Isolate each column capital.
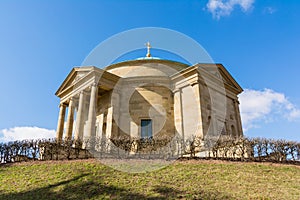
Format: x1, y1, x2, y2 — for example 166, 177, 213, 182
91, 82, 98, 87
59, 103, 67, 108
68, 97, 75, 107
71, 95, 79, 101
88, 82, 98, 90
75, 90, 87, 97
233, 99, 240, 104
190, 81, 199, 87
191, 79, 205, 86
173, 88, 182, 93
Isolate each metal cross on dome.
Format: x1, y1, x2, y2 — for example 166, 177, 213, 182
145, 41, 152, 57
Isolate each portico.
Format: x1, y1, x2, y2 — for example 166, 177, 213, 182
55, 67, 119, 142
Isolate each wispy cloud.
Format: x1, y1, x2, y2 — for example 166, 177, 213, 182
0, 126, 56, 142
239, 89, 300, 131
263, 6, 277, 15
206, 0, 255, 19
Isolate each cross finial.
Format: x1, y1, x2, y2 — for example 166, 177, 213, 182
145, 42, 151, 57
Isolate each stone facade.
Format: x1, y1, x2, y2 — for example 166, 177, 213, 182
55, 59, 243, 147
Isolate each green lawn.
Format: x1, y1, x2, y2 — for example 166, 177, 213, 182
0, 159, 299, 199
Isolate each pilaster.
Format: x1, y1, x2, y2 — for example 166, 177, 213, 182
173, 89, 184, 139
191, 81, 204, 139
233, 99, 243, 137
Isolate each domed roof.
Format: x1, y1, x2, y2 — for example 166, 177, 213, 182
105, 59, 189, 78
104, 42, 189, 78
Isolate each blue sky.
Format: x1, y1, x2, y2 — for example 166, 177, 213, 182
0, 0, 299, 142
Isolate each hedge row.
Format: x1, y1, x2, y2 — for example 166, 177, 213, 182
0, 136, 299, 163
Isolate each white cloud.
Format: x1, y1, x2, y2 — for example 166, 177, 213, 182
206, 0, 255, 19
239, 89, 300, 131
0, 126, 56, 143
263, 6, 277, 14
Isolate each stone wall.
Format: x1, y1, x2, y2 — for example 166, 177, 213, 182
129, 85, 174, 138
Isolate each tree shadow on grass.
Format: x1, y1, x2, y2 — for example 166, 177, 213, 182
0, 174, 233, 200
0, 173, 149, 200
152, 185, 233, 200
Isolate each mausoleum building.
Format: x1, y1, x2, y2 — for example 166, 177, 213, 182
55, 50, 243, 145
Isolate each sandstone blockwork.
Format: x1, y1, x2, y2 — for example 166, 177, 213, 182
55, 59, 244, 152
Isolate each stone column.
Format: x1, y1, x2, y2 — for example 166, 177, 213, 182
86, 83, 98, 139
56, 103, 66, 142
174, 89, 184, 139
74, 91, 85, 140
65, 98, 75, 140
191, 82, 204, 139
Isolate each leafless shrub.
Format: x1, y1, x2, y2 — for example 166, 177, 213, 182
0, 135, 299, 164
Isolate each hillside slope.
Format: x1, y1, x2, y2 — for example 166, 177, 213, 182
0, 159, 299, 199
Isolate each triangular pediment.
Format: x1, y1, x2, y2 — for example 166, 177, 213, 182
55, 66, 121, 99
192, 63, 243, 94
55, 66, 97, 96
216, 64, 243, 94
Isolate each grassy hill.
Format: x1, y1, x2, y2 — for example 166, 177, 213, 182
0, 159, 299, 200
